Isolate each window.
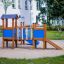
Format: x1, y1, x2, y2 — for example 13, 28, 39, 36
25, 0, 28, 10
12, 0, 15, 9
18, 0, 21, 9
37, 1, 40, 10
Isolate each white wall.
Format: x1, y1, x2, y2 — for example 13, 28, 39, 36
0, 0, 40, 26
20, 0, 31, 26
0, 0, 21, 26
20, 0, 40, 25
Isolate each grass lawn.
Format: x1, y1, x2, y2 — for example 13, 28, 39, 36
0, 31, 64, 40
47, 31, 64, 40
0, 55, 64, 64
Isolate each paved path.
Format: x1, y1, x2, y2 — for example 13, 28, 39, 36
0, 37, 64, 59
0, 48, 64, 59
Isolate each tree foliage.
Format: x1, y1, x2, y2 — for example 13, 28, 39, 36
2, 0, 14, 14
36, 0, 64, 19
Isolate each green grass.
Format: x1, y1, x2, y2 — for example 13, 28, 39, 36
0, 31, 64, 40
0, 55, 64, 64
47, 31, 64, 40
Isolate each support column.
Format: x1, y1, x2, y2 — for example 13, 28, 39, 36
43, 23, 47, 49
2, 19, 4, 48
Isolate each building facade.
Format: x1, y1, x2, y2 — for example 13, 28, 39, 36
19, 0, 41, 25
0, 0, 64, 26
0, 0, 41, 26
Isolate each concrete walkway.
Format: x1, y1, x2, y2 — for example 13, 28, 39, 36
0, 37, 64, 59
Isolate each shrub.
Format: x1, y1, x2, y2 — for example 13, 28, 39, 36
47, 26, 57, 31
47, 25, 64, 31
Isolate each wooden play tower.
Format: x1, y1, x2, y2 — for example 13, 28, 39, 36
1, 14, 18, 48
1, 14, 62, 49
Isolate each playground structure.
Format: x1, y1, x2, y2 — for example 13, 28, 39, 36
1, 14, 62, 49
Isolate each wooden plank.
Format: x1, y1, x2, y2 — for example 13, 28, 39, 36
33, 28, 44, 30
2, 19, 5, 48
6, 41, 8, 48
15, 18, 17, 47
20, 22, 22, 45
23, 40, 25, 45
6, 19, 8, 28
15, 40, 17, 48
2, 19, 4, 29
31, 23, 35, 48
12, 38, 14, 48
43, 23, 47, 49
31, 40, 35, 49
2, 27, 13, 30
43, 39, 47, 49
34, 38, 44, 41
2, 37, 4, 48
12, 18, 14, 48
23, 38, 33, 40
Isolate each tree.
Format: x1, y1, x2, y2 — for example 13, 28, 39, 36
36, 0, 64, 23
36, 0, 47, 24
2, 0, 14, 14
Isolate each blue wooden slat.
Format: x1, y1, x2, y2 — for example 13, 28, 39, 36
23, 28, 26, 39
19, 29, 44, 45
23, 28, 32, 39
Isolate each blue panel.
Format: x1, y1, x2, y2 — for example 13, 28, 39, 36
33, 30, 44, 38
3, 30, 13, 38
1, 14, 18, 19
22, 29, 45, 39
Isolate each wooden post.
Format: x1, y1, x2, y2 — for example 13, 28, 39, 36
6, 19, 8, 48
12, 18, 14, 48
20, 22, 22, 45
23, 22, 25, 45
32, 23, 36, 48
15, 18, 17, 48
2, 19, 4, 48
6, 19, 8, 27
43, 23, 47, 49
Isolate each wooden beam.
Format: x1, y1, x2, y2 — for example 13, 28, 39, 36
12, 18, 14, 48
2, 19, 4, 48
43, 23, 47, 49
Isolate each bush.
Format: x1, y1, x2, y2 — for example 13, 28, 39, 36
47, 26, 57, 31
47, 25, 64, 31
61, 26, 64, 31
